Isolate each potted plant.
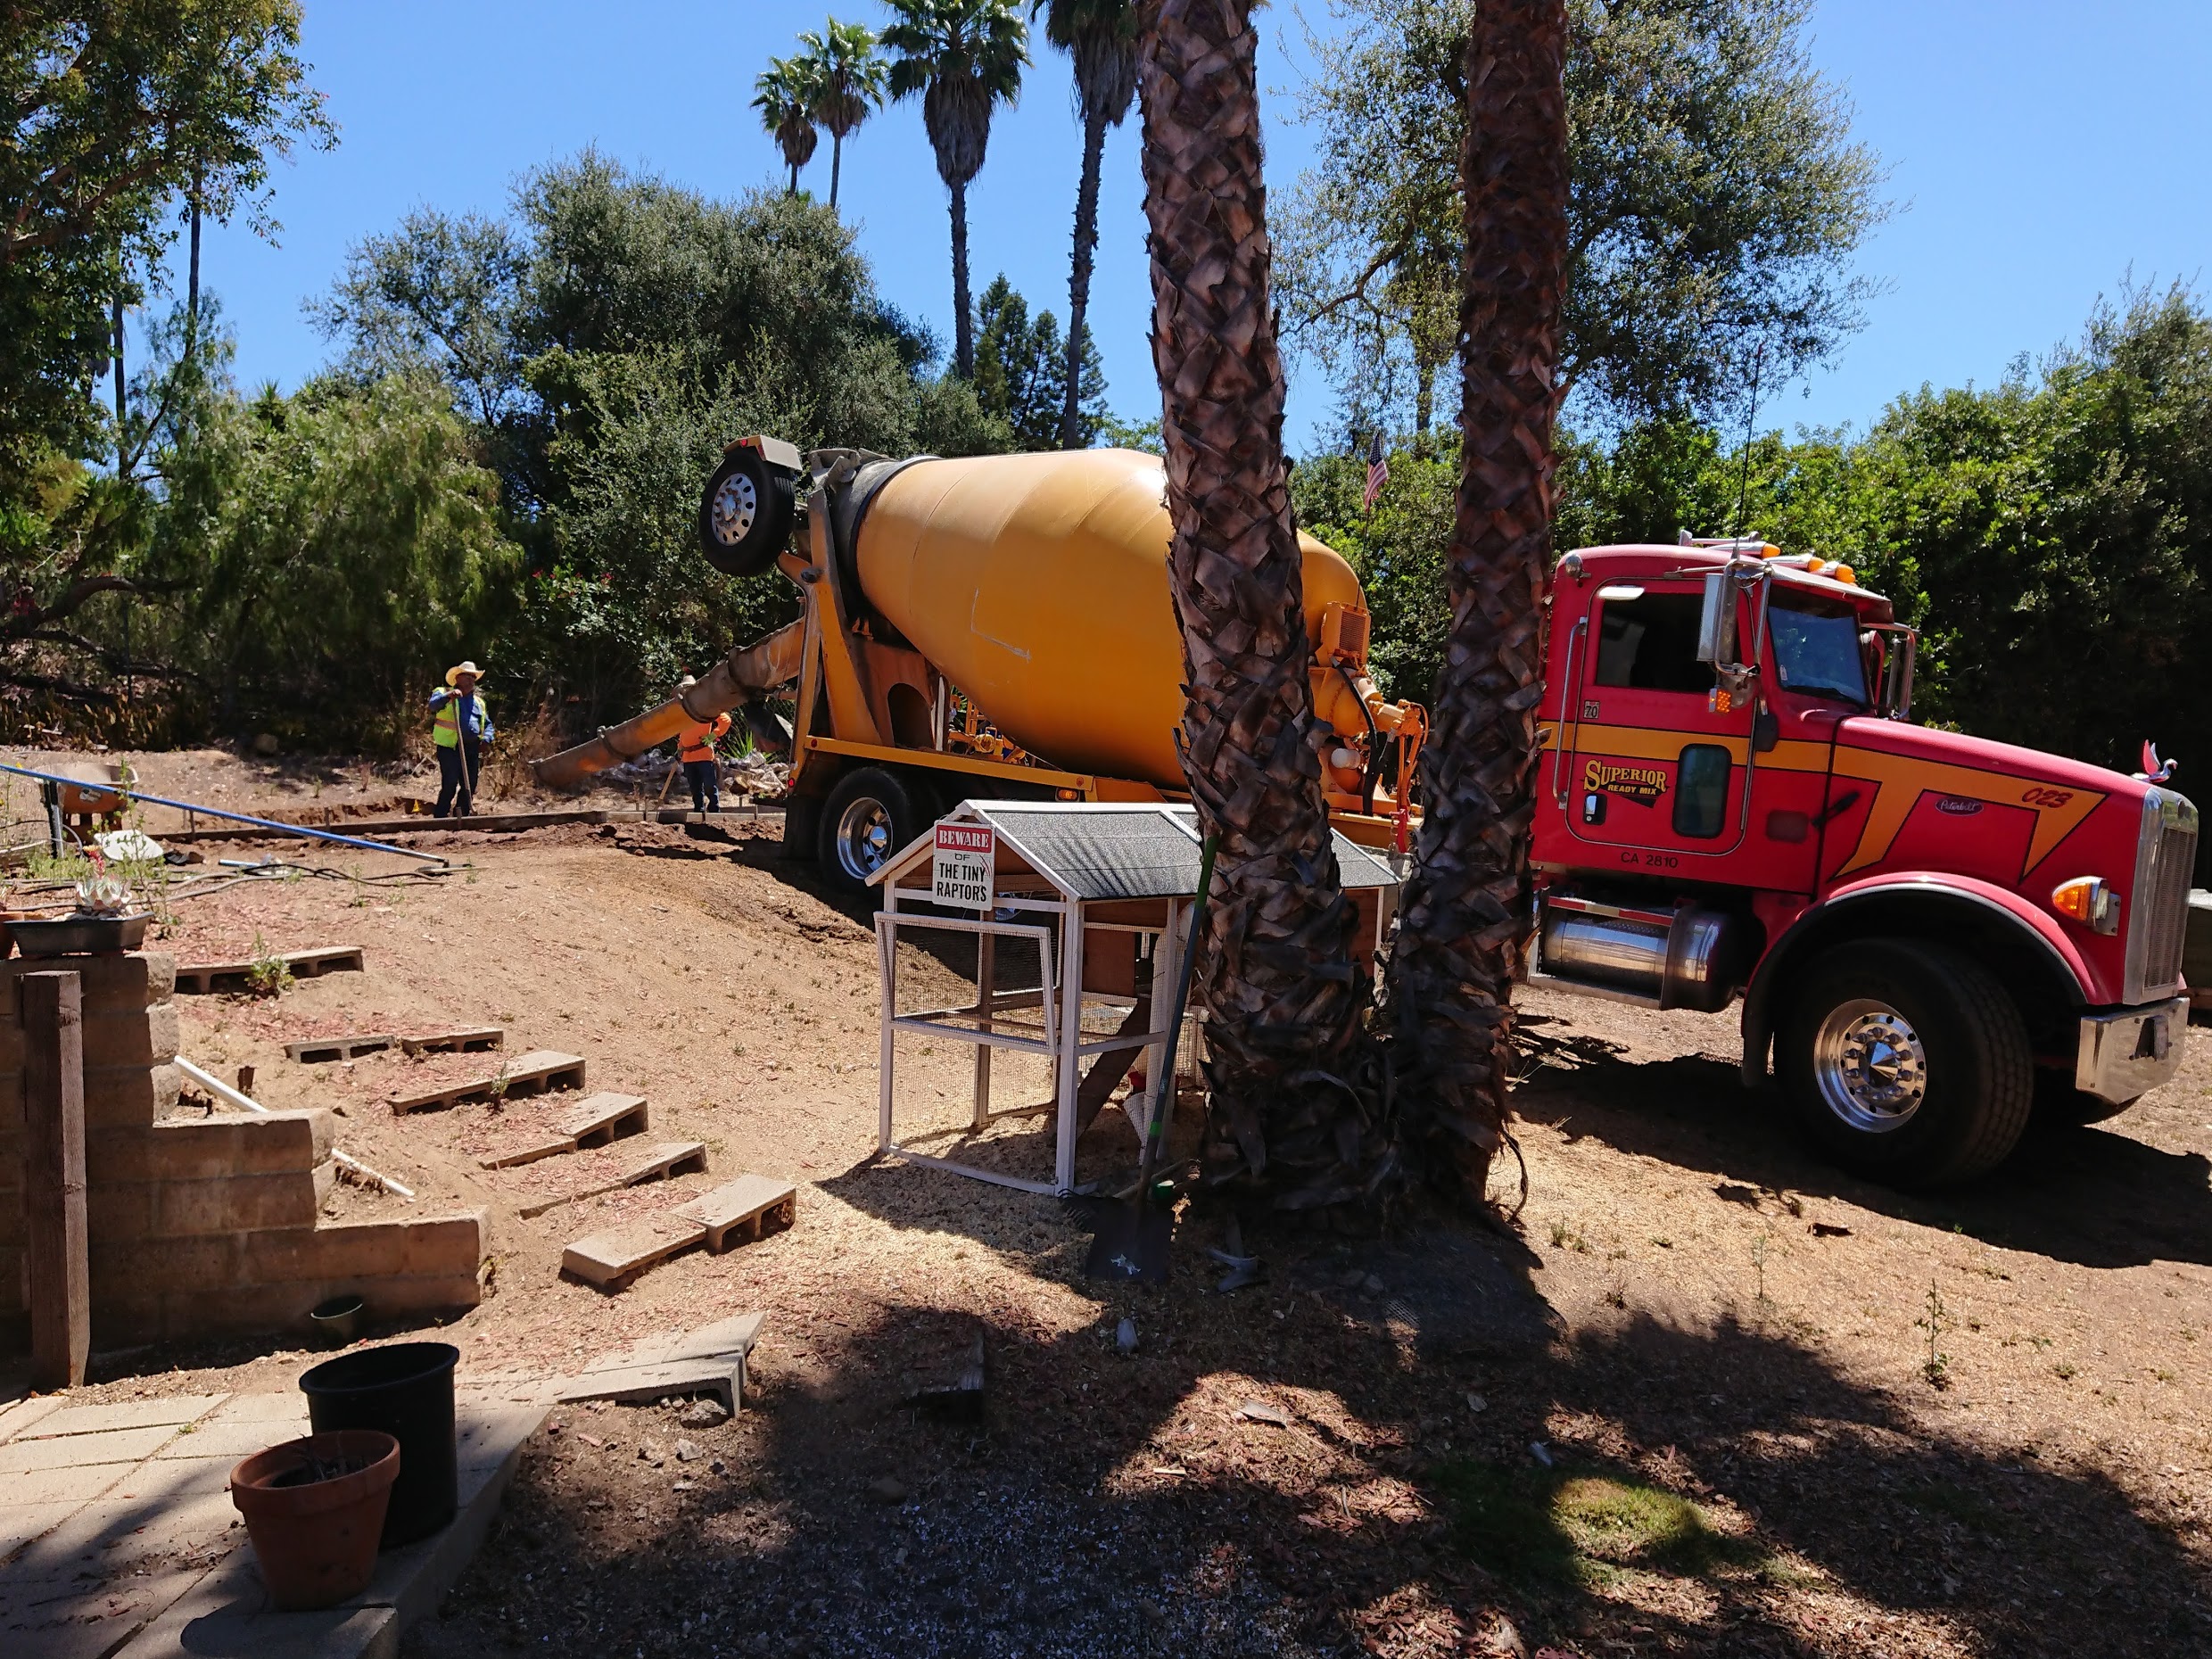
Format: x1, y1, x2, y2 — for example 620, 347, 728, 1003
228, 1430, 400, 1610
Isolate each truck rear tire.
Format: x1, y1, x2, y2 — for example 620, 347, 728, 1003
816, 767, 920, 904
1777, 937, 2033, 1187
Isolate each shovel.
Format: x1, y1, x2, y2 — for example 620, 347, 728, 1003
1084, 833, 1217, 1283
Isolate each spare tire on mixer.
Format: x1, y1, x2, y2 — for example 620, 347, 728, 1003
698, 447, 796, 578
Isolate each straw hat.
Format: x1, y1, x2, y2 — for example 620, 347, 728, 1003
445, 661, 483, 686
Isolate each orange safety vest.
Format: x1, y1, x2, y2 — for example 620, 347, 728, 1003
678, 713, 731, 763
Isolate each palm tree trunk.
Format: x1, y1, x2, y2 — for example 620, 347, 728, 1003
951, 178, 974, 379
1137, 0, 1382, 1207
830, 133, 843, 211
111, 292, 126, 469
186, 162, 202, 355
1061, 103, 1110, 449
788, 160, 799, 194
1384, 0, 1571, 1203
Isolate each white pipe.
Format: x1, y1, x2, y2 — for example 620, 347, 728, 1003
331, 1150, 415, 1201
177, 1054, 265, 1112
177, 1055, 415, 1198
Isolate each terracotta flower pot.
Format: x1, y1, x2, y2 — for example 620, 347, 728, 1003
229, 1429, 400, 1610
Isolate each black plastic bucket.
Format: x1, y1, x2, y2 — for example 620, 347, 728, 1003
298, 1341, 459, 1548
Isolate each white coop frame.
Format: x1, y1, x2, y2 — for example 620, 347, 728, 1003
870, 801, 1399, 1196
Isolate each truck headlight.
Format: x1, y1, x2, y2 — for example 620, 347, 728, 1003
2051, 876, 2122, 935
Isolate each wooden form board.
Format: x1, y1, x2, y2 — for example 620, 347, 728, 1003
155, 805, 788, 844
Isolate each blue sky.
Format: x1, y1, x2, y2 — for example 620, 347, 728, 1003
162, 1, 2212, 452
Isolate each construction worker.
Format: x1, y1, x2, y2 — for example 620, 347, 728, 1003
674, 676, 732, 813
429, 661, 494, 818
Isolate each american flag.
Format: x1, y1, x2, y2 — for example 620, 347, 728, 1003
1362, 432, 1390, 513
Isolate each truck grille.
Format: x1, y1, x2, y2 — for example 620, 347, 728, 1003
2125, 788, 2200, 1003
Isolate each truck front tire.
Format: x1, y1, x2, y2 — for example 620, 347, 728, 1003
1777, 937, 2033, 1187
816, 767, 921, 904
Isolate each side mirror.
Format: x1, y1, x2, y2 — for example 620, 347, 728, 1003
1880, 627, 1917, 721
1696, 570, 1737, 666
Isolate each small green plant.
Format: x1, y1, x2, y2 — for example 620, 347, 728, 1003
1752, 1232, 1773, 1310
244, 934, 294, 998
2053, 1361, 2078, 1381
1916, 1281, 1950, 1389
24, 847, 96, 883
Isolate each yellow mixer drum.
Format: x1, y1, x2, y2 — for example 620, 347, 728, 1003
852, 449, 1366, 788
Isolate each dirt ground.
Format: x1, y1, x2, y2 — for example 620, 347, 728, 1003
4, 746, 2210, 1657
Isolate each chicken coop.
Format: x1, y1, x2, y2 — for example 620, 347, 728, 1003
869, 800, 1400, 1195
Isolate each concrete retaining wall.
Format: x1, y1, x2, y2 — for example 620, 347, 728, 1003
0, 952, 483, 1348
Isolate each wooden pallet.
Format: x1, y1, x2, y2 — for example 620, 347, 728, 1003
677, 1175, 797, 1252
475, 1091, 647, 1169
390, 1049, 585, 1115
516, 1140, 708, 1219
561, 1211, 707, 1289
176, 945, 365, 995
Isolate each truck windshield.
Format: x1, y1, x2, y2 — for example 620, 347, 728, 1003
1769, 590, 1869, 706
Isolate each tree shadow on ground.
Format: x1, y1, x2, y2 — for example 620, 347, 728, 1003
1511, 1036, 2212, 1272
818, 1100, 1203, 1247
412, 1198, 2212, 1659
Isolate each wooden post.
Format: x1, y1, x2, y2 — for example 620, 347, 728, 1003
25, 970, 88, 1391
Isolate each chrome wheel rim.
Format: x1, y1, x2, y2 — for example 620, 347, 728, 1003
710, 470, 758, 547
1812, 998, 1928, 1133
833, 796, 894, 882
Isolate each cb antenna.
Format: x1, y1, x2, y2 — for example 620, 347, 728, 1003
1731, 343, 1766, 541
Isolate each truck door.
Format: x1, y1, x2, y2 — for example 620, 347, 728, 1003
1559, 580, 1752, 871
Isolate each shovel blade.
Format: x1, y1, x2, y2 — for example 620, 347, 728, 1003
1081, 1203, 1172, 1283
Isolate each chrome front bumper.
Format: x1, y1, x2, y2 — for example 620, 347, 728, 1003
2076, 997, 2189, 1104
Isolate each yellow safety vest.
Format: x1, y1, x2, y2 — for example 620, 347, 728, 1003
432, 693, 482, 749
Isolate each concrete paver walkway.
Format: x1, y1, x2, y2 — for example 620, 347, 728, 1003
0, 1378, 549, 1658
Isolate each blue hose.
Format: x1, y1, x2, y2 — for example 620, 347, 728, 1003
0, 762, 450, 866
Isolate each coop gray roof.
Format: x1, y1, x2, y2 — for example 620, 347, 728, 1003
945, 801, 1399, 902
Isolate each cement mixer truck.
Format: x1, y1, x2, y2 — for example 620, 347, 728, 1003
532, 436, 1426, 897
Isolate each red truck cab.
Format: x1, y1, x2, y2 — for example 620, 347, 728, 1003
1531, 541, 2199, 1186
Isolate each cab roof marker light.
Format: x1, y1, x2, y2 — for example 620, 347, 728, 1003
2051, 876, 2122, 936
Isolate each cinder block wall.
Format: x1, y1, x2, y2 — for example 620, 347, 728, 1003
0, 952, 483, 1349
